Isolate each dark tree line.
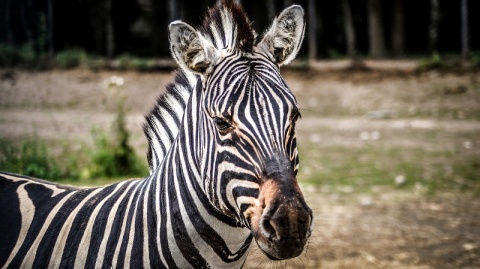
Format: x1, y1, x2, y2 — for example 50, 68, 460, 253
0, 0, 478, 61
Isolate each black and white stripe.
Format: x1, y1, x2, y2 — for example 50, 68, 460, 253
1, 0, 312, 268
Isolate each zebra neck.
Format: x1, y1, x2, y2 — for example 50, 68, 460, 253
147, 90, 253, 268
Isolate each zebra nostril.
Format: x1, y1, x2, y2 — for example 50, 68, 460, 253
261, 217, 279, 241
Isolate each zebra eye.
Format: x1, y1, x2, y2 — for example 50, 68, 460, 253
214, 117, 231, 131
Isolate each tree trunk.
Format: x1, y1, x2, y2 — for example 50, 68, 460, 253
429, 0, 439, 53
367, 0, 386, 58
105, 0, 115, 59
461, 0, 469, 59
307, 0, 317, 62
391, 0, 405, 57
342, 0, 356, 58
266, 0, 276, 20
19, 0, 32, 46
4, 0, 13, 45
168, 0, 178, 22
48, 0, 54, 60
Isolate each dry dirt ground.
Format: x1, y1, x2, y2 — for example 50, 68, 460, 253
0, 66, 479, 268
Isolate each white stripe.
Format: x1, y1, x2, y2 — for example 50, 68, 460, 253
3, 183, 35, 267
154, 165, 168, 266
73, 182, 126, 268
111, 182, 142, 268
164, 160, 191, 267
180, 146, 251, 255
20, 191, 77, 268
225, 179, 259, 218
48, 188, 104, 268
1, 173, 65, 197
94, 182, 138, 268
123, 182, 147, 267
142, 181, 152, 267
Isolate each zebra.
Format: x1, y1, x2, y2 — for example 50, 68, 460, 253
0, 0, 313, 268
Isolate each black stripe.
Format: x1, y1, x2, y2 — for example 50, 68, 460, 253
115, 191, 138, 268
84, 182, 129, 267
0, 176, 23, 266
168, 166, 208, 268
158, 165, 177, 268
130, 184, 146, 268
177, 163, 251, 262
33, 189, 95, 268
145, 172, 163, 267
59, 187, 112, 268
100, 184, 137, 269
6, 181, 72, 267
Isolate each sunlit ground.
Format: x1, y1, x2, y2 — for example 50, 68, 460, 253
1, 65, 479, 268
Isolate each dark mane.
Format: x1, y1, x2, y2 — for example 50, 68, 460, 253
200, 0, 256, 52
143, 71, 196, 172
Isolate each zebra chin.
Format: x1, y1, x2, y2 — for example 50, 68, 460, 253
247, 178, 313, 260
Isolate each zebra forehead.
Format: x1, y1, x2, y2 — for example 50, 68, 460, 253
209, 62, 294, 104
208, 55, 288, 91
200, 0, 256, 53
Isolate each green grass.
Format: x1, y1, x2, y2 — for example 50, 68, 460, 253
0, 138, 62, 180
0, 133, 148, 185
85, 128, 148, 179
55, 49, 86, 69
298, 143, 480, 194
2, 136, 478, 192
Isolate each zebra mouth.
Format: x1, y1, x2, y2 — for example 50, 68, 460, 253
253, 210, 312, 260
248, 179, 313, 260
255, 234, 310, 260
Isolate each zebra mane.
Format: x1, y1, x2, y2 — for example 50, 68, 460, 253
143, 0, 255, 172
200, 0, 256, 53
143, 71, 196, 172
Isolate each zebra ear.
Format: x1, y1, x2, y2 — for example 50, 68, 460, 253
256, 5, 305, 66
168, 21, 220, 75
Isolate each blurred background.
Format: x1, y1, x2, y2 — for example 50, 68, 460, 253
0, 0, 479, 64
1, 0, 479, 268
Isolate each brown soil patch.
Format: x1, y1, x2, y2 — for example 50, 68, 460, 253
1, 67, 479, 268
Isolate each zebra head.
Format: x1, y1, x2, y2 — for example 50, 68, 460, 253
168, 0, 312, 260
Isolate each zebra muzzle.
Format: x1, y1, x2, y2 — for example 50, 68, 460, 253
250, 179, 313, 260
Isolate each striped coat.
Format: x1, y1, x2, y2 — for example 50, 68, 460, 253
0, 0, 312, 268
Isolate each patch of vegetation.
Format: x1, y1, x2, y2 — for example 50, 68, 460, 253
0, 135, 147, 183
18, 43, 37, 68
471, 51, 480, 69
55, 48, 86, 69
0, 43, 19, 67
298, 143, 480, 194
0, 139, 61, 180
82, 76, 148, 179
84, 127, 147, 179
418, 53, 446, 71
117, 53, 156, 71
326, 48, 344, 59
0, 43, 50, 69
416, 52, 480, 71
0, 78, 148, 182
86, 55, 108, 71
0, 44, 158, 71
